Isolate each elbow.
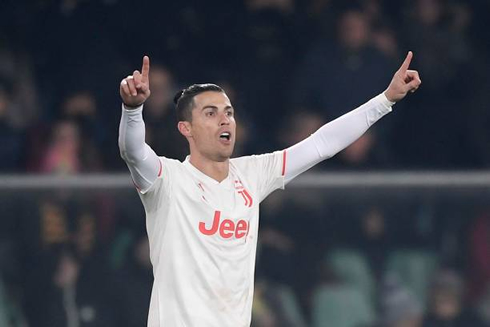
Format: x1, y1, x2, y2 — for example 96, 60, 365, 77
119, 147, 139, 164
119, 148, 129, 162
318, 143, 341, 160
118, 137, 137, 163
118, 136, 128, 162
118, 139, 146, 164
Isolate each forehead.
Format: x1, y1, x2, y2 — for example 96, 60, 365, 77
193, 91, 231, 108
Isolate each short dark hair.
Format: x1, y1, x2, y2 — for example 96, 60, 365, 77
173, 83, 224, 122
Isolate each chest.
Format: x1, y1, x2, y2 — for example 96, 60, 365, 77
175, 170, 254, 210
172, 173, 257, 240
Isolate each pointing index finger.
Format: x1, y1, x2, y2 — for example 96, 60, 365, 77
399, 51, 413, 73
141, 55, 150, 83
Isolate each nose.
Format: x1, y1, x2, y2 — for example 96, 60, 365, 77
219, 112, 230, 126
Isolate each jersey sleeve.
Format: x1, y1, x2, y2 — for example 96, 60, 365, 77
284, 92, 394, 184
233, 150, 286, 203
119, 104, 161, 193
137, 156, 176, 214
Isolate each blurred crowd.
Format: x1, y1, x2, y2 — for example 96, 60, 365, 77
1, 0, 490, 326
1, 188, 490, 327
1, 0, 490, 173
254, 190, 490, 327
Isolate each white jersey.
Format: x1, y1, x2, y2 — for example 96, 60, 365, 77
119, 92, 393, 326
139, 151, 286, 326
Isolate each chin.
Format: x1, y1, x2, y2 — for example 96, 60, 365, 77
216, 148, 234, 161
218, 152, 233, 161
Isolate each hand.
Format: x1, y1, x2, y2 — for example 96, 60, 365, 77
384, 51, 422, 103
120, 56, 151, 108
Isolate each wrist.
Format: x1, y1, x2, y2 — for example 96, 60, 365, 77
380, 92, 396, 107
123, 102, 144, 110
383, 90, 396, 104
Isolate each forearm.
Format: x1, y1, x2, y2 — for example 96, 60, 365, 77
284, 93, 394, 183
118, 104, 160, 191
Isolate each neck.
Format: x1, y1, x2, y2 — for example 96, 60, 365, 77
189, 152, 229, 182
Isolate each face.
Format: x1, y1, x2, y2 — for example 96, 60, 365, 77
63, 92, 97, 117
416, 0, 442, 26
363, 208, 385, 239
432, 291, 461, 319
181, 91, 236, 162
53, 121, 80, 151
338, 11, 369, 50
147, 66, 173, 117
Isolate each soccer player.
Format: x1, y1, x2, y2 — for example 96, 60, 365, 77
118, 52, 421, 326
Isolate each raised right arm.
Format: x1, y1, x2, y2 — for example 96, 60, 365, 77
118, 56, 161, 193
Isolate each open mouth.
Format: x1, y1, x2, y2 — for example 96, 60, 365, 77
219, 132, 231, 141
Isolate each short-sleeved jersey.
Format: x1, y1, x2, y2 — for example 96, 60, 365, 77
139, 151, 286, 327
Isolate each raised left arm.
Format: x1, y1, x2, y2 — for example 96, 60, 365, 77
283, 51, 421, 184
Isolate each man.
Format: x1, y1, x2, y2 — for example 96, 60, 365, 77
422, 270, 487, 327
118, 53, 421, 326
377, 276, 423, 327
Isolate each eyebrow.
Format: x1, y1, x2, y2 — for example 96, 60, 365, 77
201, 105, 234, 111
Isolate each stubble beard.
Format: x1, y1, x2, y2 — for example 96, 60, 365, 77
209, 143, 234, 162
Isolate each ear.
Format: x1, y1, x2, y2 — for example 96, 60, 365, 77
177, 121, 192, 138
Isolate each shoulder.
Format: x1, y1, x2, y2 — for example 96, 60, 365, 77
160, 156, 183, 166
139, 156, 185, 195
159, 156, 186, 172
231, 151, 285, 170
156, 156, 190, 183
230, 154, 263, 173
230, 154, 264, 167
232, 151, 285, 161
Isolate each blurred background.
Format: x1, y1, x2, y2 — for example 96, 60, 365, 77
0, 0, 490, 326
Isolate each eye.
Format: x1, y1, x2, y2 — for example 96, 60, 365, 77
205, 111, 215, 117
226, 110, 234, 117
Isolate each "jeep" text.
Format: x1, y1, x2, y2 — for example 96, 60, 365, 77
199, 211, 249, 239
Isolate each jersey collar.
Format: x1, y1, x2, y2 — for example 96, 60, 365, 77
183, 156, 233, 188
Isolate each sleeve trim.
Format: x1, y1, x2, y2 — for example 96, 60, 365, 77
131, 176, 141, 192
281, 150, 287, 176
379, 92, 396, 107
158, 159, 163, 177
122, 103, 144, 112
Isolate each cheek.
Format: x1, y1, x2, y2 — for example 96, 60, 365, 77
193, 125, 213, 143
230, 119, 237, 131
